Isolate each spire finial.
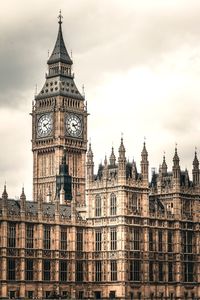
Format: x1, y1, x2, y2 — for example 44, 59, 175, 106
58, 9, 63, 25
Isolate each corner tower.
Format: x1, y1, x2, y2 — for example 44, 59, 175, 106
32, 12, 87, 204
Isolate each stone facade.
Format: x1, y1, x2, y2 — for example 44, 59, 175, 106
0, 13, 200, 300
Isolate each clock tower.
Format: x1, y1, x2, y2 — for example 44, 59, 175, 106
32, 12, 87, 204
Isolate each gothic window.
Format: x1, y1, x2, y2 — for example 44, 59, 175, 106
149, 229, 153, 251
95, 195, 102, 217
26, 259, 34, 281
60, 226, 67, 250
110, 260, 117, 281
158, 262, 163, 281
129, 193, 138, 212
130, 260, 140, 281
182, 200, 191, 215
184, 262, 194, 282
158, 230, 163, 252
8, 223, 16, 248
43, 260, 51, 281
43, 225, 51, 249
78, 291, 84, 299
149, 261, 153, 281
168, 230, 173, 252
95, 260, 102, 282
76, 228, 83, 252
183, 231, 193, 253
59, 260, 67, 281
109, 291, 116, 299
95, 230, 102, 252
76, 261, 83, 282
110, 193, 117, 216
110, 227, 117, 251
168, 262, 173, 282
7, 258, 16, 280
130, 227, 140, 251
26, 224, 34, 249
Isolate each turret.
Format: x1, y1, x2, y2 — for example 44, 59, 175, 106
86, 143, 94, 181
192, 150, 199, 186
161, 154, 167, 175
118, 138, 126, 181
1, 184, 8, 215
20, 187, 26, 212
2, 184, 8, 200
110, 147, 116, 166
140, 142, 149, 186
172, 146, 180, 187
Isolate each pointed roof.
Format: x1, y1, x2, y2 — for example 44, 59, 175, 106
48, 11, 72, 65
2, 184, 8, 199
162, 154, 167, 171
119, 138, 125, 153
20, 187, 26, 201
193, 150, 199, 168
110, 147, 116, 166
173, 146, 180, 164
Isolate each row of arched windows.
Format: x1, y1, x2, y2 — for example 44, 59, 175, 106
95, 193, 117, 217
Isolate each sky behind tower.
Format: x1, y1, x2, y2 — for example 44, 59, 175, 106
1, 0, 200, 199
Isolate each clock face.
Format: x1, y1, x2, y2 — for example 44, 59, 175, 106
37, 114, 53, 137
66, 114, 83, 137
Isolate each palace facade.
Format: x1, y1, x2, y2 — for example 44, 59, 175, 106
0, 13, 200, 300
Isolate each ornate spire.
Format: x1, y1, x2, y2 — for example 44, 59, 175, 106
193, 149, 199, 169
104, 155, 108, 167
20, 187, 26, 201
173, 146, 180, 167
161, 154, 167, 174
118, 138, 126, 159
47, 11, 72, 65
141, 141, 148, 160
110, 147, 116, 166
2, 184, 8, 199
193, 149, 199, 186
87, 142, 94, 163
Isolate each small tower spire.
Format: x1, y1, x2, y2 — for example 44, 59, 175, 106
20, 186, 26, 201
172, 145, 181, 187
118, 137, 126, 182
2, 183, 8, 200
141, 141, 149, 186
86, 142, 94, 182
161, 153, 167, 174
193, 148, 199, 186
110, 147, 116, 166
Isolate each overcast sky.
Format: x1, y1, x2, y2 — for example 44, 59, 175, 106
1, 0, 200, 199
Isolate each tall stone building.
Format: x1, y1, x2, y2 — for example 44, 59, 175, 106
0, 13, 200, 300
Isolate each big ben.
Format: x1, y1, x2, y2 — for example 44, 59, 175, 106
32, 12, 87, 204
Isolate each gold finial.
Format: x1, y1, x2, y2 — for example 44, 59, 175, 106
58, 9, 63, 25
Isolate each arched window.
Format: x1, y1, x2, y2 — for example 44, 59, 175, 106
130, 193, 138, 212
95, 195, 101, 217
110, 193, 117, 216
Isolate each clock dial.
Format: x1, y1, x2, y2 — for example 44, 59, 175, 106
37, 114, 53, 137
66, 114, 83, 137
